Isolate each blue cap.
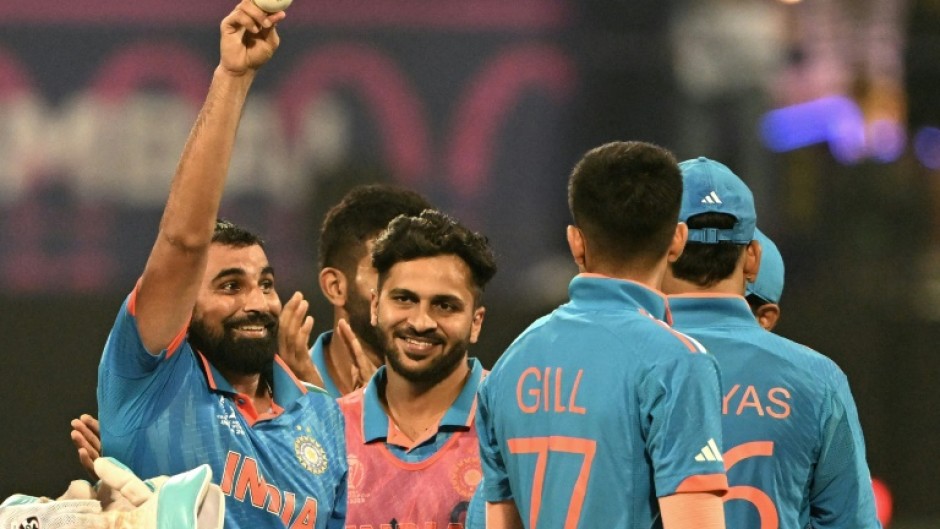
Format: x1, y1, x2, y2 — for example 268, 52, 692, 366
679, 157, 756, 244
746, 228, 784, 304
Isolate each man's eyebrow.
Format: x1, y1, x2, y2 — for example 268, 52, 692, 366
211, 266, 275, 282
212, 267, 246, 281
431, 294, 464, 306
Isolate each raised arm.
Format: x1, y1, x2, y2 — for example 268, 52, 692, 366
134, 1, 286, 353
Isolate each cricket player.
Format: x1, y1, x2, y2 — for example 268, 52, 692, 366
476, 141, 728, 529
662, 156, 879, 529
745, 228, 784, 331
339, 210, 496, 529
95, 3, 347, 528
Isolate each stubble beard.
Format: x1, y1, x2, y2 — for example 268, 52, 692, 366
379, 323, 469, 386
345, 289, 385, 361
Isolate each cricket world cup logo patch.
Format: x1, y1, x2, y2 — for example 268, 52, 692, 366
295, 435, 328, 475
450, 457, 482, 499
346, 454, 368, 505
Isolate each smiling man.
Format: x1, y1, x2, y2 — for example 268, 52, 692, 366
337, 210, 497, 529
95, 3, 347, 528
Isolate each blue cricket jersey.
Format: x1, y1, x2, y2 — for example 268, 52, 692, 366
477, 275, 728, 529
310, 331, 342, 398
669, 294, 879, 529
98, 290, 348, 529
465, 482, 485, 529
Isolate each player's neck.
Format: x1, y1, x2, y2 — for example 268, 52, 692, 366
584, 260, 668, 293
661, 269, 747, 297
382, 358, 471, 439
324, 335, 357, 395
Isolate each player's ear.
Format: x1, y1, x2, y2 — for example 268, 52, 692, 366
370, 287, 379, 327
319, 267, 348, 308
469, 306, 486, 344
744, 239, 762, 282
567, 225, 586, 271
755, 304, 780, 331
667, 222, 688, 263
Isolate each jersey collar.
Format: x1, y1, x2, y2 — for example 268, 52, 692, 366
197, 350, 308, 405
361, 358, 484, 444
567, 273, 671, 322
667, 293, 760, 329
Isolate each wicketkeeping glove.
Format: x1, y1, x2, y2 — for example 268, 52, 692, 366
0, 457, 224, 529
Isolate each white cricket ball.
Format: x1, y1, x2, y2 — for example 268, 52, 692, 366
252, 0, 292, 13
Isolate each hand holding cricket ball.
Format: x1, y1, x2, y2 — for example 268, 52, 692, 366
252, 0, 292, 13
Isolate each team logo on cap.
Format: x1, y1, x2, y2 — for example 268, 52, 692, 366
294, 435, 328, 475
450, 457, 482, 499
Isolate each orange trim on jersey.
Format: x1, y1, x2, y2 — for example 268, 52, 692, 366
660, 492, 726, 529
164, 327, 188, 360
127, 280, 141, 316
377, 425, 473, 471
197, 352, 220, 389
234, 395, 286, 428
647, 315, 702, 354
127, 281, 188, 359
674, 473, 728, 494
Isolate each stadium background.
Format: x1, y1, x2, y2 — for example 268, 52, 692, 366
0, 0, 934, 526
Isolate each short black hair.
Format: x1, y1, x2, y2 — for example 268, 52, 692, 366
372, 210, 497, 303
670, 212, 746, 287
212, 218, 265, 248
318, 184, 432, 278
568, 141, 683, 268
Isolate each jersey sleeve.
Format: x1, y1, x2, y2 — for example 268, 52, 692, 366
326, 453, 348, 529
475, 376, 513, 502
809, 370, 880, 529
97, 289, 189, 436
640, 350, 728, 497
464, 482, 486, 529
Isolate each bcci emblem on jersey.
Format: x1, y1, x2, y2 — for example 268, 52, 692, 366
294, 435, 328, 475
450, 457, 482, 499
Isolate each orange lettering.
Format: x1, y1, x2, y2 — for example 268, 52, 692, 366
281, 492, 296, 526
765, 387, 791, 419
736, 385, 765, 416
554, 367, 566, 412
516, 367, 541, 413
569, 369, 586, 415
221, 451, 240, 495
289, 498, 318, 529
723, 384, 741, 415
265, 483, 282, 514
543, 368, 551, 411
234, 457, 268, 507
